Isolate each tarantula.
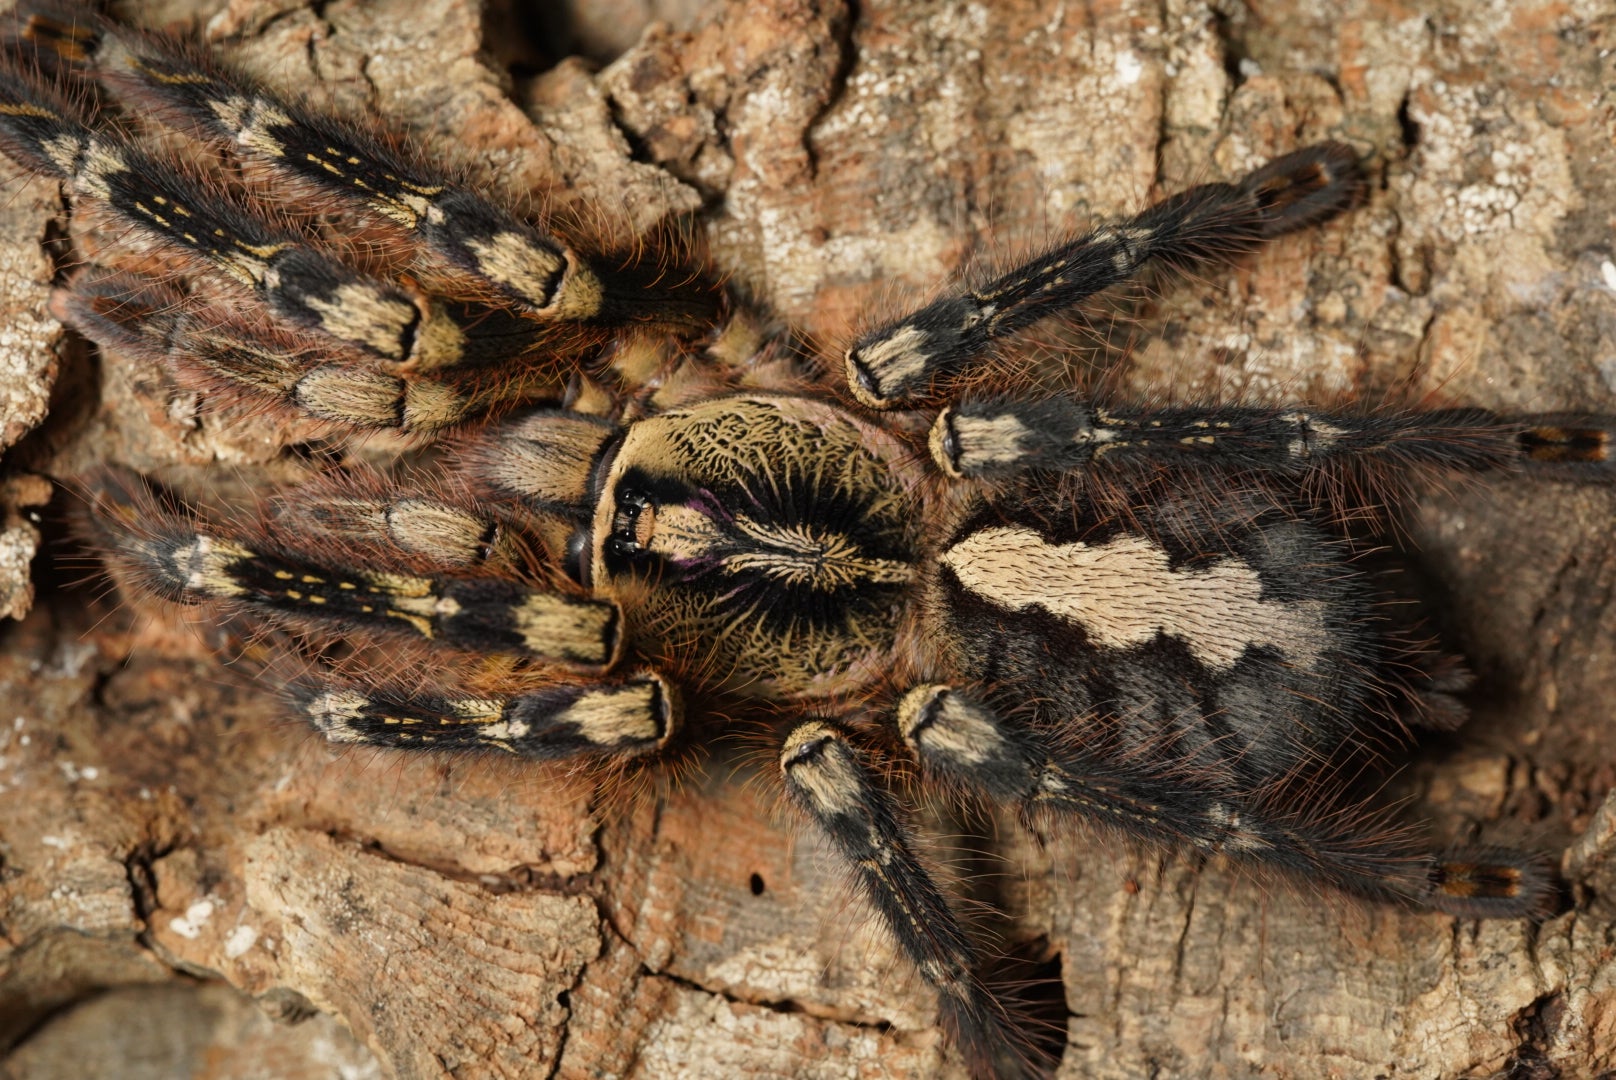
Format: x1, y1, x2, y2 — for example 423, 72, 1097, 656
0, 4, 1604, 1076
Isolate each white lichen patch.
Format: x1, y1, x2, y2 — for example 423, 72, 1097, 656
0, 522, 40, 621
168, 899, 217, 940
0, 157, 58, 461
1001, 24, 1163, 219
224, 923, 259, 959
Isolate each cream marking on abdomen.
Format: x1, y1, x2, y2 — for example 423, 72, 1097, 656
940, 526, 1328, 670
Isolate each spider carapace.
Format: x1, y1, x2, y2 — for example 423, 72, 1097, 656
1, 4, 1607, 1076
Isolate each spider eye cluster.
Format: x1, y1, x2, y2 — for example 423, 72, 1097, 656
606, 488, 654, 560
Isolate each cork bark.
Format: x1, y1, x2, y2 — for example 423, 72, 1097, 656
3, 1, 1616, 1077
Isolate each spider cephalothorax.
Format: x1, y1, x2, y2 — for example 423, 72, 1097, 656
589, 393, 922, 697
1, 4, 1606, 1077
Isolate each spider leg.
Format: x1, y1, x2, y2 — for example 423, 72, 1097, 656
256, 464, 599, 603
90, 472, 620, 669
458, 409, 618, 514
896, 684, 1557, 919
0, 62, 544, 373
87, 469, 677, 764
928, 397, 1616, 481
56, 267, 568, 433
12, 3, 721, 331
844, 144, 1362, 408
290, 670, 676, 761
778, 719, 1040, 1080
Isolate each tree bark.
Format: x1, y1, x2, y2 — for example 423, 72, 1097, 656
2, 0, 1615, 1077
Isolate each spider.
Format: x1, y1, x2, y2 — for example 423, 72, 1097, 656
0, 3, 1605, 1077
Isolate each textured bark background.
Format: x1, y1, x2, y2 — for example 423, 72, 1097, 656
1, 0, 1615, 1077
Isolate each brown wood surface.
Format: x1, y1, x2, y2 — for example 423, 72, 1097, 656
2, 0, 1615, 1077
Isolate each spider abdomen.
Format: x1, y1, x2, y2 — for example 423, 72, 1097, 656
929, 479, 1380, 784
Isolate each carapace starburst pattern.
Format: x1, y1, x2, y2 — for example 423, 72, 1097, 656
0, 4, 1606, 1076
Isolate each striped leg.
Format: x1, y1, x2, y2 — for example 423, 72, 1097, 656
844, 144, 1362, 408
896, 685, 1556, 919
0, 62, 498, 371
9, 2, 721, 331
89, 470, 618, 670
55, 268, 571, 434
778, 720, 1046, 1079
86, 467, 679, 766
294, 671, 676, 761
928, 398, 1616, 482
